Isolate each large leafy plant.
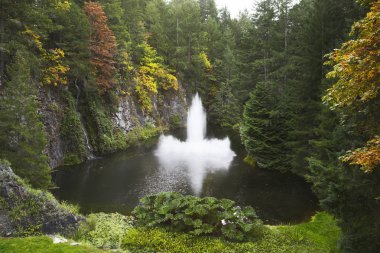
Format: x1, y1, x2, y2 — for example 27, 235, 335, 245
133, 192, 264, 241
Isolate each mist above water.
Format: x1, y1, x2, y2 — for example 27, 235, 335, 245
155, 93, 236, 194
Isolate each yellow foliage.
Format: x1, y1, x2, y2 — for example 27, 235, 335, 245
134, 42, 178, 112
22, 27, 69, 86
55, 0, 71, 11
198, 52, 212, 70
22, 28, 43, 51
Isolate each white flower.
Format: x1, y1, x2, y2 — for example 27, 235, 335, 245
221, 219, 227, 226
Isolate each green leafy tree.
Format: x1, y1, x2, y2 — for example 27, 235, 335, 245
134, 42, 179, 112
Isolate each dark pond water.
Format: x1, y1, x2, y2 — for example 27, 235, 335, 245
53, 126, 319, 225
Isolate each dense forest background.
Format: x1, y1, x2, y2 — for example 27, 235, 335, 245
0, 0, 379, 252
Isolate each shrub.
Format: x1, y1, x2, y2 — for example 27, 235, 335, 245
125, 124, 161, 146
77, 213, 134, 250
132, 192, 264, 242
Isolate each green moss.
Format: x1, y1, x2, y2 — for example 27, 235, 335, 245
0, 236, 111, 253
48, 102, 61, 114
60, 92, 87, 165
243, 155, 257, 168
169, 114, 182, 129
0, 197, 6, 209
63, 154, 83, 166
8, 191, 43, 236
74, 84, 164, 155
0, 159, 11, 167
1, 169, 80, 236
123, 212, 340, 253
85, 99, 129, 154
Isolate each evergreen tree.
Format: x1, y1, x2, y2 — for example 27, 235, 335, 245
99, 0, 132, 88
240, 83, 290, 171
209, 82, 241, 128
231, 11, 255, 102
0, 51, 51, 189
54, 1, 91, 82
285, 0, 362, 175
239, 0, 292, 172
145, 0, 171, 58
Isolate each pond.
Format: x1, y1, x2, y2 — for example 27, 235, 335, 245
53, 126, 319, 225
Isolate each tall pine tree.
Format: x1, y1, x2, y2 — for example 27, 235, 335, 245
0, 51, 51, 189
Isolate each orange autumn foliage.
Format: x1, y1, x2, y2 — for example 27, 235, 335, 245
84, 1, 117, 92
342, 136, 380, 173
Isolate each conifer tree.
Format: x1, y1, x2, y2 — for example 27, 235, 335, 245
209, 82, 241, 128
0, 51, 51, 189
240, 83, 290, 171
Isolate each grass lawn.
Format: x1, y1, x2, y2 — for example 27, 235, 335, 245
0, 236, 112, 253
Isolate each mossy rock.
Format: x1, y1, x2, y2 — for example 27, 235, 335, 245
0, 163, 83, 236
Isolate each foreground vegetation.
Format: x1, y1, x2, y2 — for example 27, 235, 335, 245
0, 212, 339, 253
123, 212, 340, 253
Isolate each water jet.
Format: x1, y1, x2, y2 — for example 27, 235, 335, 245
155, 93, 236, 193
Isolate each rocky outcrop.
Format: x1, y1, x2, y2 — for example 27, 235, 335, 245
113, 96, 140, 133
0, 210, 16, 237
38, 82, 188, 168
38, 88, 66, 168
0, 162, 83, 236
155, 87, 188, 128
113, 86, 188, 132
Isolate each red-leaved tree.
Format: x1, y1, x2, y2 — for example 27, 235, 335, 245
84, 1, 117, 92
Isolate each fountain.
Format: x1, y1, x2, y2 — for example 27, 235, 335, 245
155, 93, 236, 194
